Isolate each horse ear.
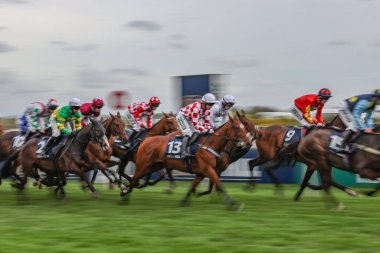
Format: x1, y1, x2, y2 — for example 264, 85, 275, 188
241, 109, 246, 116
163, 112, 168, 117
109, 112, 114, 119
170, 111, 174, 116
236, 111, 241, 118
117, 111, 121, 118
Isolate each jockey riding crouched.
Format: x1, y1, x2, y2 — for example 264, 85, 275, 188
39, 98, 83, 158
337, 89, 380, 153
176, 93, 216, 158
80, 98, 104, 126
210, 94, 236, 128
290, 88, 332, 129
21, 99, 59, 142
124, 96, 161, 148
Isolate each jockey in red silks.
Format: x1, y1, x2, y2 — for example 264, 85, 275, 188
176, 93, 216, 158
80, 98, 104, 126
290, 88, 332, 127
124, 96, 161, 148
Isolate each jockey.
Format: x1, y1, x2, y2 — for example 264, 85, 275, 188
40, 98, 83, 158
290, 88, 332, 127
337, 89, 380, 153
80, 98, 104, 126
124, 96, 161, 148
23, 99, 59, 142
210, 94, 236, 128
176, 93, 216, 158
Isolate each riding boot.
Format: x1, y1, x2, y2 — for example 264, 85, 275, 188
125, 130, 138, 149
339, 129, 354, 153
41, 136, 58, 158
181, 136, 192, 158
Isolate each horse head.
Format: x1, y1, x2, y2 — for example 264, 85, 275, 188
89, 118, 106, 144
148, 113, 179, 135
105, 112, 127, 141
236, 110, 256, 140
226, 114, 254, 149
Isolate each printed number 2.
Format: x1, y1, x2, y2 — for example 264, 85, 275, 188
284, 130, 296, 142
36, 141, 46, 153
168, 141, 181, 154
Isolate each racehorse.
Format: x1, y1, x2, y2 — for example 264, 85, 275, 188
246, 115, 347, 191
196, 111, 256, 196
291, 128, 380, 208
122, 115, 254, 210
117, 113, 179, 188
17, 118, 106, 196
84, 112, 127, 187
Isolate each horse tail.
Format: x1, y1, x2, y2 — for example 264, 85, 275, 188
0, 150, 19, 179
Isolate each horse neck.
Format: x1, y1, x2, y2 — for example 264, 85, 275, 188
205, 123, 231, 152
102, 118, 112, 137
146, 120, 167, 136
72, 126, 92, 152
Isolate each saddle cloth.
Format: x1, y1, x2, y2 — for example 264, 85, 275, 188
165, 136, 199, 160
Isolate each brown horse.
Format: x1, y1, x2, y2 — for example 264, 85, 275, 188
17, 118, 106, 195
84, 113, 127, 186
196, 111, 256, 196
0, 129, 24, 184
291, 128, 380, 208
122, 115, 254, 210
247, 115, 346, 190
117, 113, 179, 187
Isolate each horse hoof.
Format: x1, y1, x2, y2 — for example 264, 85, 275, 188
346, 189, 358, 197
90, 191, 100, 198
164, 188, 174, 194
180, 199, 190, 207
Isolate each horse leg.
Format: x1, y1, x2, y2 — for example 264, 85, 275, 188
318, 165, 343, 210
181, 174, 204, 206
197, 180, 214, 197
264, 159, 284, 195
362, 185, 380, 196
246, 156, 267, 187
206, 167, 243, 211
294, 167, 315, 201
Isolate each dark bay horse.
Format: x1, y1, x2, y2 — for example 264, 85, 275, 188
123, 115, 254, 210
292, 129, 380, 208
17, 118, 106, 195
117, 113, 179, 187
84, 112, 127, 186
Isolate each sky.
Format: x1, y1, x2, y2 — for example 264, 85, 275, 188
0, 0, 380, 116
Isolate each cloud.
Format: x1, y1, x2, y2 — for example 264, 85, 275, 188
49, 40, 68, 46
0, 26, 5, 30
211, 57, 259, 69
0, 0, 29, 4
372, 41, 380, 48
167, 42, 188, 50
108, 68, 150, 77
63, 44, 98, 52
0, 42, 16, 53
325, 40, 351, 46
0, 68, 18, 85
168, 34, 187, 40
75, 69, 134, 89
49, 41, 98, 51
125, 20, 163, 31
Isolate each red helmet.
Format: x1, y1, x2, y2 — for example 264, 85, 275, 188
318, 88, 332, 99
148, 96, 161, 105
92, 98, 104, 107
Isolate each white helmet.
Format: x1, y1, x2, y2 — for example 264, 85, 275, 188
69, 97, 81, 107
201, 93, 217, 103
222, 94, 236, 104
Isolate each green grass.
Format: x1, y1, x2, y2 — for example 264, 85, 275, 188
0, 181, 379, 253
